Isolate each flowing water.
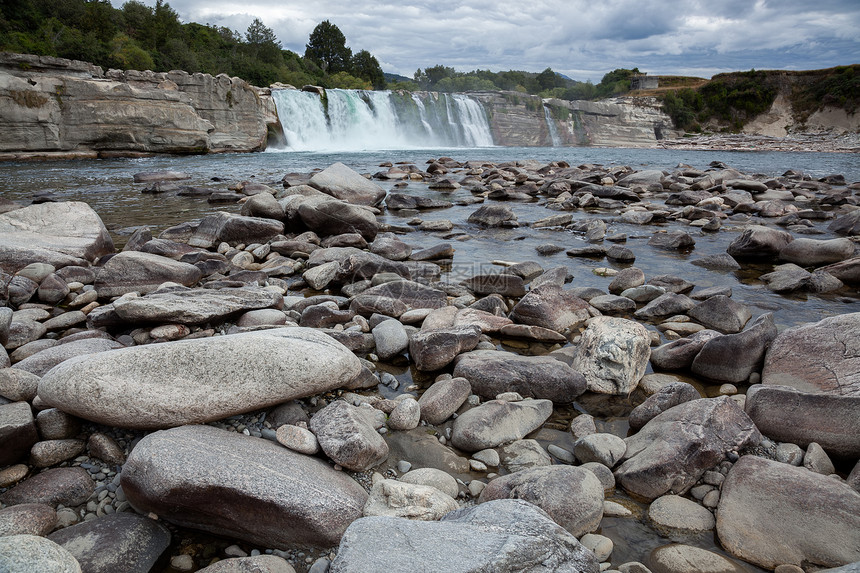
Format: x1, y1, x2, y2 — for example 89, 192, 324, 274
1, 145, 858, 571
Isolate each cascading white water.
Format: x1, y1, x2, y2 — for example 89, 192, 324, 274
543, 104, 562, 147
271, 89, 494, 151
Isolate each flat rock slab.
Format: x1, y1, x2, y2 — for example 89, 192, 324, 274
762, 312, 860, 396
716, 455, 860, 570
111, 286, 283, 325
0, 202, 114, 274
38, 328, 360, 429
451, 399, 553, 452
48, 513, 171, 573
121, 425, 368, 548
329, 499, 600, 573
616, 397, 761, 500
453, 350, 586, 403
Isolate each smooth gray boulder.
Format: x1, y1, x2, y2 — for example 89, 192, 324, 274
634, 293, 695, 320
691, 313, 777, 384
418, 377, 471, 425
0, 368, 40, 402
298, 199, 379, 241
616, 397, 761, 500
467, 204, 517, 227
94, 251, 203, 298
717, 455, 860, 570
726, 225, 793, 260
628, 382, 701, 431
745, 384, 860, 458
38, 328, 360, 429
187, 212, 284, 249
0, 534, 81, 573
509, 284, 590, 332
479, 465, 604, 537
310, 400, 389, 472
648, 495, 715, 534
649, 330, 721, 371
572, 317, 651, 395
197, 556, 296, 573
306, 247, 411, 284
462, 273, 526, 297
329, 499, 600, 573
0, 202, 114, 274
48, 513, 171, 573
0, 401, 38, 466
687, 295, 751, 334
0, 467, 94, 508
453, 350, 586, 403
779, 237, 856, 266
0, 503, 57, 537
762, 312, 860, 396
13, 338, 125, 377
363, 479, 458, 520
372, 319, 409, 361
451, 399, 553, 452
122, 425, 367, 548
409, 325, 481, 371
309, 162, 386, 206
351, 280, 446, 318
109, 286, 283, 325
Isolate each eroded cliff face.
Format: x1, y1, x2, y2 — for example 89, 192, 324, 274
0, 53, 278, 157
471, 91, 681, 147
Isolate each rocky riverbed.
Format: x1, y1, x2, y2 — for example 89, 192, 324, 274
1, 156, 859, 573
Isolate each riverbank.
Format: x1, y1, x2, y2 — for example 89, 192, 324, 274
1, 155, 859, 572
658, 132, 860, 153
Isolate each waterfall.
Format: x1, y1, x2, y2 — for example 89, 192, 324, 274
543, 104, 562, 147
271, 89, 494, 151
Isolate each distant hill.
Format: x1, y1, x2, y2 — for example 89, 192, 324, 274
384, 72, 412, 84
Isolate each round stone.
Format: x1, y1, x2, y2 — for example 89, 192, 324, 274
648, 495, 715, 533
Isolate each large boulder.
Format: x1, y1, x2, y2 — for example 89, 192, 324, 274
94, 251, 203, 298
453, 350, 586, 403
47, 513, 171, 573
726, 225, 792, 260
0, 467, 94, 508
745, 384, 860, 458
451, 399, 553, 452
329, 499, 600, 573
0, 401, 38, 466
187, 212, 284, 249
508, 284, 591, 333
363, 479, 458, 520
38, 328, 360, 429
761, 312, 860, 396
306, 247, 410, 284
309, 400, 389, 472
13, 338, 125, 377
110, 286, 282, 325
297, 200, 379, 241
0, 202, 114, 273
628, 382, 701, 431
309, 162, 386, 206
687, 295, 751, 334
690, 313, 777, 384
615, 397, 761, 500
0, 534, 81, 573
649, 329, 721, 371
478, 466, 604, 537
409, 325, 481, 371
572, 317, 651, 395
778, 237, 856, 266
467, 204, 517, 227
716, 455, 860, 570
350, 280, 446, 318
121, 425, 367, 548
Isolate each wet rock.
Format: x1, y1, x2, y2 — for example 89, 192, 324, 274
467, 204, 517, 227
48, 513, 171, 573
310, 400, 389, 472
479, 465, 604, 537
94, 251, 202, 298
400, 468, 459, 499
762, 312, 860, 395
616, 397, 761, 500
0, 503, 57, 537
453, 350, 586, 403
38, 328, 359, 429
509, 284, 591, 332
14, 338, 125, 377
0, 467, 94, 507
350, 280, 446, 318
462, 273, 526, 297
297, 200, 379, 241
760, 263, 812, 292
648, 231, 696, 250
240, 192, 284, 220
687, 295, 751, 334
500, 439, 552, 473
417, 377, 471, 425
451, 399, 553, 452
385, 428, 470, 476
690, 313, 777, 384
388, 398, 421, 431
0, 401, 38, 466
329, 499, 599, 572
779, 237, 855, 266
726, 225, 793, 260
634, 293, 695, 320
0, 534, 81, 573
648, 495, 715, 533
649, 544, 744, 573
716, 455, 860, 570
188, 212, 284, 249
690, 253, 742, 271
309, 162, 386, 206
0, 202, 114, 273
819, 256, 860, 285
649, 330, 721, 371
363, 479, 458, 520
628, 382, 701, 431
370, 235, 412, 261
409, 325, 481, 371
372, 319, 409, 361
572, 317, 651, 395
122, 425, 367, 548
609, 267, 645, 294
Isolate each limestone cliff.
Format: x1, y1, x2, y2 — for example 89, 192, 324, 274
0, 53, 278, 157
471, 91, 681, 147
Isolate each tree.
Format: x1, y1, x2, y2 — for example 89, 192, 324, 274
304, 20, 351, 73
536, 67, 563, 91
351, 49, 385, 89
245, 17, 280, 64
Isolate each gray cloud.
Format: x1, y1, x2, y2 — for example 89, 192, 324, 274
111, 0, 860, 81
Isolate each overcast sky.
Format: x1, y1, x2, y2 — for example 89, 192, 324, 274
110, 0, 860, 82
